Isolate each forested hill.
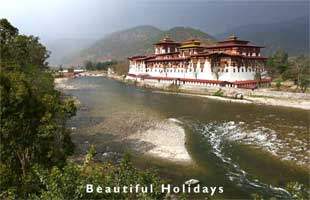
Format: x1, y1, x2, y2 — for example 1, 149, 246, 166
60, 25, 217, 66
216, 16, 309, 56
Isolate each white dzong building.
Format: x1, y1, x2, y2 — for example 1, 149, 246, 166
127, 36, 271, 89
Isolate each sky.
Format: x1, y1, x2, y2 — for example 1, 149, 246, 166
1, 0, 309, 42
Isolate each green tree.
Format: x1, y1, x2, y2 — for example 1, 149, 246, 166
289, 55, 310, 92
111, 60, 128, 75
30, 149, 165, 200
275, 79, 282, 91
267, 50, 289, 76
0, 19, 166, 199
84, 60, 118, 71
0, 18, 76, 198
299, 74, 310, 93
84, 60, 94, 70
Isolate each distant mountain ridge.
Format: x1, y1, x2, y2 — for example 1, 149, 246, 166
61, 25, 217, 66
216, 16, 309, 56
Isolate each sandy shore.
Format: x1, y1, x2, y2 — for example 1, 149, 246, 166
245, 96, 310, 110
153, 90, 310, 110
153, 91, 252, 104
81, 107, 192, 164
54, 77, 71, 90
129, 118, 191, 163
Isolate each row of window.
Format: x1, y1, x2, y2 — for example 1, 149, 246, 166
136, 67, 264, 73
212, 68, 264, 73
145, 69, 191, 73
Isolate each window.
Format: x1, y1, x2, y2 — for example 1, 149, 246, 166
233, 69, 236, 73
225, 69, 228, 72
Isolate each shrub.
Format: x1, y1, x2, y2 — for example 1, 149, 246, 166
167, 83, 180, 93
275, 79, 282, 91
28, 150, 166, 200
214, 89, 224, 96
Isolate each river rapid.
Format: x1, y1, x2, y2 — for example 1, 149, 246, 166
60, 77, 309, 199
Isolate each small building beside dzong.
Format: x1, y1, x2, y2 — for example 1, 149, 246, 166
127, 36, 271, 89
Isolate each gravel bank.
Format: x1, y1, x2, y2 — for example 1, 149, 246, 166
129, 118, 192, 163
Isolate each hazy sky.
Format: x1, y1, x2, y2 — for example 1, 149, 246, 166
1, 0, 309, 42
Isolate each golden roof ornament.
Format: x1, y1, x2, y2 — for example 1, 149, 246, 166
229, 35, 238, 40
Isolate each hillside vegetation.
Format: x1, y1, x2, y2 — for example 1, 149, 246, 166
62, 26, 217, 66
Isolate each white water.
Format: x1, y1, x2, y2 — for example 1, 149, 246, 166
194, 121, 293, 198
200, 121, 308, 167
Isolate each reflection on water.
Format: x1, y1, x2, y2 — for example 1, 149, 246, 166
61, 77, 309, 199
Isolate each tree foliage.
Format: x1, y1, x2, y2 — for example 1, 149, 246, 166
267, 50, 309, 92
84, 60, 117, 71
0, 18, 76, 198
29, 149, 166, 200
111, 60, 129, 75
288, 55, 310, 92
0, 19, 165, 199
266, 50, 289, 76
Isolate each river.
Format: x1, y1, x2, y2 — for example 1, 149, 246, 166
60, 76, 309, 199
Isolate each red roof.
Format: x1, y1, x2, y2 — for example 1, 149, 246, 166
179, 78, 223, 84
206, 52, 267, 59
218, 39, 249, 45
206, 43, 264, 49
233, 79, 271, 85
143, 76, 175, 81
239, 85, 257, 89
154, 37, 180, 46
154, 42, 181, 45
128, 55, 146, 60
135, 55, 156, 61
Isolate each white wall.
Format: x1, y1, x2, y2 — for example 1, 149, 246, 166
197, 60, 215, 80
129, 60, 266, 82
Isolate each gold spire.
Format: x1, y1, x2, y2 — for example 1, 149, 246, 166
229, 35, 237, 40
162, 36, 172, 42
